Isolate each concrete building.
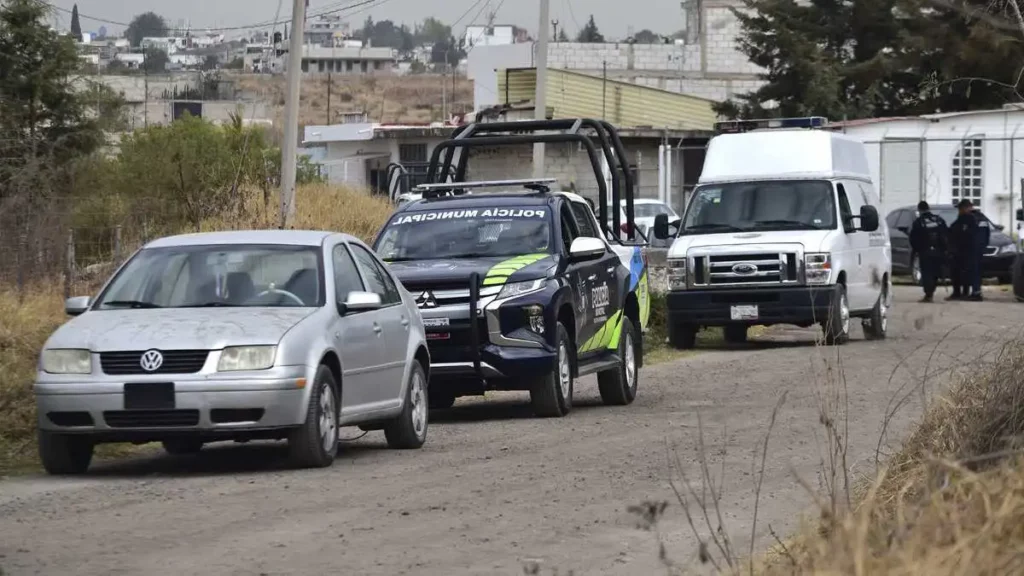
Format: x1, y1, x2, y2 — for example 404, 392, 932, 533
295, 45, 397, 74
304, 14, 351, 47
468, 0, 762, 105
830, 106, 1024, 231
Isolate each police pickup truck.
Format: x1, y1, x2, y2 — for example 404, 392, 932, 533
372, 118, 650, 418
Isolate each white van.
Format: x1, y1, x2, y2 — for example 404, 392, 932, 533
653, 118, 892, 347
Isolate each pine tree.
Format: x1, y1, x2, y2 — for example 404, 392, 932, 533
70, 3, 82, 41
576, 15, 605, 43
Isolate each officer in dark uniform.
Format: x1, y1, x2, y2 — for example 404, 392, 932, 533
948, 199, 979, 300
909, 201, 948, 302
969, 203, 990, 301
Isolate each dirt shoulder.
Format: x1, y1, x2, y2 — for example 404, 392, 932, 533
1, 286, 1019, 576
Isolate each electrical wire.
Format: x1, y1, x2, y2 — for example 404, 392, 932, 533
35, 0, 390, 34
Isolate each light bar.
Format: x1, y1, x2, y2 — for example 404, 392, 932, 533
713, 116, 828, 133
414, 178, 558, 192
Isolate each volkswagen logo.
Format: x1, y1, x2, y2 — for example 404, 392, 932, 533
416, 291, 438, 309
732, 263, 758, 276
139, 349, 164, 372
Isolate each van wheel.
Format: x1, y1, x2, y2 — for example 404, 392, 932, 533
287, 364, 338, 468
668, 323, 697, 349
723, 325, 748, 344
38, 430, 94, 475
823, 285, 851, 345
863, 284, 889, 341
598, 318, 639, 406
530, 323, 573, 418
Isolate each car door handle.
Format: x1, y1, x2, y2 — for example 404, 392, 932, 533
401, 316, 410, 328
373, 323, 383, 335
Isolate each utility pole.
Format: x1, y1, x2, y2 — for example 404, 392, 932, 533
280, 0, 307, 229
533, 0, 550, 178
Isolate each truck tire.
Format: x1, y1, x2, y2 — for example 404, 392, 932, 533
723, 325, 748, 344
598, 318, 639, 406
287, 364, 339, 468
38, 430, 94, 475
823, 284, 851, 345
530, 322, 573, 418
668, 323, 697, 349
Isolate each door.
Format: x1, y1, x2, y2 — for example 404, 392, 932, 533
836, 183, 870, 310
349, 243, 409, 402
331, 243, 387, 414
563, 202, 619, 358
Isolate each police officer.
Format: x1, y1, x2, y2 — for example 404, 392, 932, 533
910, 201, 948, 302
948, 199, 979, 300
969, 202, 990, 301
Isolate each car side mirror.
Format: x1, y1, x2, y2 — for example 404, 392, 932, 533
857, 205, 879, 232
995, 223, 1006, 232
65, 296, 91, 316
568, 236, 606, 262
654, 214, 681, 240
339, 291, 382, 315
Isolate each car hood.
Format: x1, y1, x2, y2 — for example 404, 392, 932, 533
990, 229, 1013, 246
45, 308, 316, 352
667, 229, 842, 259
386, 255, 558, 287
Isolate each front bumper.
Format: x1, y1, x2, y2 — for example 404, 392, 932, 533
666, 286, 835, 327
34, 369, 309, 440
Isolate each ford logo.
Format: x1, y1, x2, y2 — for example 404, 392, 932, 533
732, 263, 758, 275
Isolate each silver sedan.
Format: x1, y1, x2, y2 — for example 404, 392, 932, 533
34, 230, 430, 474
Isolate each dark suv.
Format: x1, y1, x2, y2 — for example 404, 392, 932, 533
887, 204, 1017, 284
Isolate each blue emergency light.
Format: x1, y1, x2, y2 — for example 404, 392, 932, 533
713, 116, 828, 133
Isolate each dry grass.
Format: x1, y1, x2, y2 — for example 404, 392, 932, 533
232, 73, 474, 125
0, 183, 394, 473
756, 340, 1024, 576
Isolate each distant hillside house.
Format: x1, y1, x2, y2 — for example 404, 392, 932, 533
294, 45, 397, 74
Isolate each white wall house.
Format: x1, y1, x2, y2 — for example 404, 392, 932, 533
833, 106, 1024, 231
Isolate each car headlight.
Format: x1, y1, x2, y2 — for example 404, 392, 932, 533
998, 243, 1018, 255
217, 346, 277, 372
805, 253, 832, 285
40, 349, 92, 374
497, 278, 546, 300
668, 259, 687, 291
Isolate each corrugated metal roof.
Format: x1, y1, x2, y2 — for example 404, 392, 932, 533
497, 68, 717, 131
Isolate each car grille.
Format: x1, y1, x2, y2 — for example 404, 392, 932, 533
403, 283, 502, 308
103, 410, 200, 428
691, 252, 800, 287
100, 350, 210, 375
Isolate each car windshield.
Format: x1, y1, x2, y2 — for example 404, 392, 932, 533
375, 206, 552, 260
94, 244, 324, 309
633, 203, 676, 219
681, 180, 836, 234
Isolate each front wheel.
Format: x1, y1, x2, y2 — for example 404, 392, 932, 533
287, 364, 339, 468
822, 284, 851, 345
863, 281, 890, 341
38, 430, 94, 475
530, 323, 573, 418
384, 362, 429, 449
598, 318, 639, 406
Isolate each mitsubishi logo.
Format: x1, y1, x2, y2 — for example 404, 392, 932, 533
416, 291, 438, 309
139, 349, 164, 372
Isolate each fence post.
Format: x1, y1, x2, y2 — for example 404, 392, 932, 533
64, 229, 75, 300
113, 225, 123, 264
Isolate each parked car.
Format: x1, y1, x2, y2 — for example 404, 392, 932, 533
34, 230, 430, 475
887, 204, 1017, 284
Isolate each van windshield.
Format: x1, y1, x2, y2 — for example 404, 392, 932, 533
681, 180, 836, 235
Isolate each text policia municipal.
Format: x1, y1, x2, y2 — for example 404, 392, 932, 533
391, 208, 548, 226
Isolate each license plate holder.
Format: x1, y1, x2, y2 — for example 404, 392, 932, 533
123, 382, 175, 410
730, 305, 759, 321
426, 332, 451, 341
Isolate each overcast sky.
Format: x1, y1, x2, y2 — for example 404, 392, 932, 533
47, 0, 687, 40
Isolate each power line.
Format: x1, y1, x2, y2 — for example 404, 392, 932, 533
563, 0, 580, 33
35, 0, 389, 34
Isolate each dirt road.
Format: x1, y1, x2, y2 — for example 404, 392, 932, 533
2, 286, 1021, 576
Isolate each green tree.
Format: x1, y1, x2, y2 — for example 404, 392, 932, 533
556, 28, 569, 42
417, 17, 451, 44
0, 0, 103, 199
125, 12, 167, 47
202, 54, 220, 71
142, 47, 168, 73
576, 15, 605, 43
70, 3, 81, 41
633, 29, 661, 44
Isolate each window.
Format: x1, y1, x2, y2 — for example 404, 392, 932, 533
885, 210, 901, 229
560, 205, 580, 253
895, 210, 915, 231
332, 244, 365, 303
836, 184, 854, 233
682, 180, 837, 234
350, 244, 402, 306
952, 138, 983, 207
399, 144, 428, 163
376, 206, 552, 260
569, 202, 600, 238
